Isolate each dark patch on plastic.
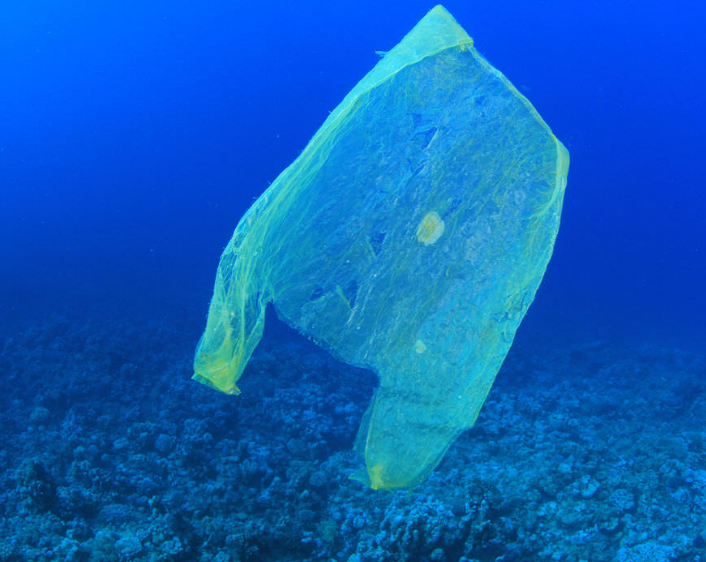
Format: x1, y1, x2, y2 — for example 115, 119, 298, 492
413, 126, 438, 149
343, 280, 358, 309
369, 232, 386, 256
309, 286, 324, 301
447, 197, 462, 215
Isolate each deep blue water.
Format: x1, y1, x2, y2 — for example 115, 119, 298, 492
2, 3, 706, 561
2, 0, 704, 348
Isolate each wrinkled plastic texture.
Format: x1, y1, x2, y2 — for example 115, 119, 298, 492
194, 5, 569, 489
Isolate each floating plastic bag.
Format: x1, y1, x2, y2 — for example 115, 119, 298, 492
194, 5, 569, 489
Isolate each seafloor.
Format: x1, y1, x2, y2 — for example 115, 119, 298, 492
1, 315, 705, 562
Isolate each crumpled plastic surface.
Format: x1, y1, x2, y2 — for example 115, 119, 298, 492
194, 5, 569, 489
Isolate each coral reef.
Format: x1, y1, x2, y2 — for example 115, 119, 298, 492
1, 317, 705, 561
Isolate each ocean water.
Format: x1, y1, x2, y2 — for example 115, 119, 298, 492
1, 1, 704, 561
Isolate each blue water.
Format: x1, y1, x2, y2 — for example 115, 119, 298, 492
2, 0, 704, 346
1, 2, 705, 561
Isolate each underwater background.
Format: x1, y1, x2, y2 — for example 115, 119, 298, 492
1, 1, 705, 561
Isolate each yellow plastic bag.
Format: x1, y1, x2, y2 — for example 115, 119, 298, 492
194, 5, 569, 489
